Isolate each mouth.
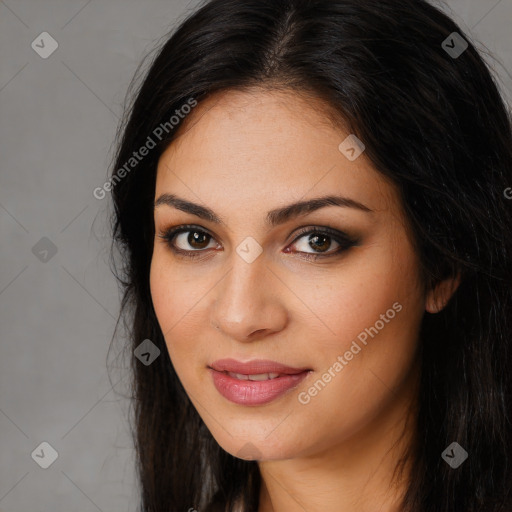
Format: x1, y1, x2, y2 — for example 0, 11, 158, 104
208, 359, 312, 406
223, 371, 284, 381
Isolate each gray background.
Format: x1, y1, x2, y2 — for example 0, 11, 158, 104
0, 1, 510, 510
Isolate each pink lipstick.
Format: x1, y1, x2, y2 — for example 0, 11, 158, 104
209, 359, 311, 406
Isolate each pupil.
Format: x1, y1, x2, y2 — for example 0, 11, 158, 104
310, 234, 330, 252
189, 231, 208, 248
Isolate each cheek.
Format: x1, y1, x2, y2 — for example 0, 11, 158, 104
289, 244, 423, 352
291, 243, 424, 437
149, 253, 197, 359
149, 250, 219, 386
150, 248, 207, 328
149, 254, 176, 333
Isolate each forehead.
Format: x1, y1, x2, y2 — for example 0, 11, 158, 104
154, 88, 398, 219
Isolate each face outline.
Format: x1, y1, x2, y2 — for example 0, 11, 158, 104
149, 87, 449, 465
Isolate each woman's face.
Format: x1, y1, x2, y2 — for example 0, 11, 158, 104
150, 88, 428, 461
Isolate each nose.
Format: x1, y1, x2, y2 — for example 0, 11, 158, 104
210, 253, 288, 342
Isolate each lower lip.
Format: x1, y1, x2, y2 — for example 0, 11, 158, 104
210, 369, 310, 406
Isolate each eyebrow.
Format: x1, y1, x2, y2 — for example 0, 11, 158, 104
154, 193, 373, 227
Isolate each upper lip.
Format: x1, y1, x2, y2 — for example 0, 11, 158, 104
209, 358, 310, 375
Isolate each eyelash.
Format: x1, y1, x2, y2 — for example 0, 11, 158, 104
156, 224, 358, 261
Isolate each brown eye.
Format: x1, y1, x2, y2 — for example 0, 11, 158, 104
304, 233, 332, 252
162, 228, 216, 251
157, 224, 357, 262
287, 227, 357, 260
183, 230, 211, 249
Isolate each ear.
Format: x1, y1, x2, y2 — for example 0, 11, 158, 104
425, 273, 461, 314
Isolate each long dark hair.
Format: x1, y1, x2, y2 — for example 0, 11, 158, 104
107, 0, 512, 510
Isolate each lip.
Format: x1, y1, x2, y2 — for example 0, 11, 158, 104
210, 358, 310, 375
209, 359, 311, 406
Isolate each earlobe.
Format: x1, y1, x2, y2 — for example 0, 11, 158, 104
425, 273, 461, 314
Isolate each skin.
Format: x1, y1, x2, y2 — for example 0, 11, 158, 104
149, 87, 459, 512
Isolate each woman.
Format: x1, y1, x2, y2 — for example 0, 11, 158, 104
108, 0, 512, 510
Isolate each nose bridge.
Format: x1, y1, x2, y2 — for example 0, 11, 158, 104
211, 249, 286, 339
